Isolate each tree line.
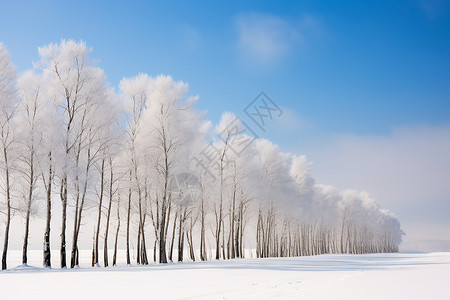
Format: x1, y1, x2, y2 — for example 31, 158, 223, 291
0, 40, 402, 270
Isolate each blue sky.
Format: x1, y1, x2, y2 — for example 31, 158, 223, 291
1, 0, 450, 243
1, 0, 449, 139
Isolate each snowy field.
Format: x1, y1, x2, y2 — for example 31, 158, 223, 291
0, 251, 449, 300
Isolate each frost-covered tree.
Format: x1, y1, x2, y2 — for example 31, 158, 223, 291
0, 41, 404, 269
37, 40, 117, 268
91, 100, 121, 267
16, 70, 47, 265
0, 43, 18, 270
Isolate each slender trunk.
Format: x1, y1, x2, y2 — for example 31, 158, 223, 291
70, 142, 83, 268
1, 147, 11, 270
22, 202, 32, 265
104, 159, 114, 267
72, 155, 90, 268
61, 127, 71, 269
136, 223, 141, 265
188, 225, 195, 261
222, 219, 226, 259
200, 190, 206, 261
230, 184, 236, 259
43, 152, 52, 268
91, 228, 96, 266
126, 171, 132, 265
159, 204, 168, 263
177, 210, 185, 262
70, 182, 80, 268
340, 216, 346, 254
159, 141, 169, 264
215, 202, 222, 259
141, 215, 148, 264
165, 200, 172, 241
136, 183, 148, 265
22, 151, 34, 265
216, 156, 225, 260
2, 204, 10, 270
92, 236, 96, 266
93, 159, 105, 267
60, 177, 67, 268
227, 229, 231, 259
239, 204, 244, 258
113, 194, 120, 266
169, 212, 178, 262
256, 211, 260, 258
235, 212, 240, 258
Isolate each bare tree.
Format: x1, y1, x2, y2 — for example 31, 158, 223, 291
198, 180, 207, 261
38, 40, 108, 268
155, 104, 179, 263
71, 96, 113, 268
214, 133, 232, 260
103, 156, 119, 267
16, 71, 46, 265
0, 43, 17, 270
92, 158, 105, 267
120, 76, 148, 265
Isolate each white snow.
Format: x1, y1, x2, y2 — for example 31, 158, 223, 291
0, 251, 449, 299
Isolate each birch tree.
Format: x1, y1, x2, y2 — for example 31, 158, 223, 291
38, 40, 114, 267
0, 43, 18, 270
16, 71, 47, 265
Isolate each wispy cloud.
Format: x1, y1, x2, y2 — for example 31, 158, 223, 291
308, 124, 450, 243
418, 0, 450, 19
181, 25, 201, 51
234, 13, 321, 67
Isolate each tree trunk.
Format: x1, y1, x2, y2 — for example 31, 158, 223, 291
177, 209, 185, 262
71, 160, 90, 268
160, 209, 168, 263
239, 204, 244, 258
200, 194, 206, 261
136, 223, 141, 265
126, 171, 132, 265
22, 151, 34, 265
104, 159, 114, 267
140, 215, 148, 265
60, 177, 67, 268
93, 159, 105, 267
235, 213, 240, 258
43, 152, 53, 268
22, 200, 32, 265
159, 136, 169, 264
153, 240, 157, 263
230, 180, 236, 259
70, 180, 80, 268
1, 194, 10, 270
1, 147, 11, 270
169, 212, 178, 262
136, 183, 148, 265
113, 194, 120, 266
215, 203, 222, 260
222, 219, 226, 259
188, 226, 195, 261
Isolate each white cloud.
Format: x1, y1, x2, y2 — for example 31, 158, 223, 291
181, 25, 201, 51
272, 106, 311, 131
307, 124, 450, 245
234, 13, 320, 67
418, 0, 449, 19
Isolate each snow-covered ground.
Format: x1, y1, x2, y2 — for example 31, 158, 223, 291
1, 251, 449, 299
